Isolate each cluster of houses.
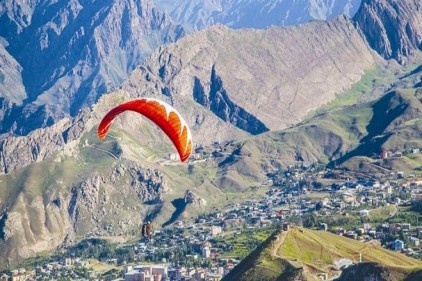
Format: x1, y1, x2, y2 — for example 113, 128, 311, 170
122, 263, 236, 281
0, 269, 35, 281
379, 146, 422, 160
0, 258, 89, 281
4, 160, 422, 280
334, 221, 422, 255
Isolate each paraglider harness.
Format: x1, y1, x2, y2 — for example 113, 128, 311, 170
142, 221, 153, 239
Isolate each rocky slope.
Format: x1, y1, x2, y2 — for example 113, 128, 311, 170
0, 90, 177, 265
155, 0, 362, 31
0, 0, 185, 135
353, 0, 422, 64
0, 158, 169, 265
0, 38, 25, 106
121, 17, 374, 144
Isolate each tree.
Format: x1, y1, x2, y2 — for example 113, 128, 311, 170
188, 164, 195, 174
312, 181, 324, 190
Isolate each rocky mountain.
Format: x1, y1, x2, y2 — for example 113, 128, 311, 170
121, 17, 374, 144
217, 83, 422, 187
0, 90, 176, 265
0, 13, 375, 171
0, 0, 365, 138
353, 0, 422, 64
155, 0, 362, 31
0, 0, 185, 135
0, 158, 169, 264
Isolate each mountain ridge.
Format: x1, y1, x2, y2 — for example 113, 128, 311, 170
0, 0, 420, 137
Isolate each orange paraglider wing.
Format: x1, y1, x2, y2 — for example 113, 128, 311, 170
97, 98, 193, 162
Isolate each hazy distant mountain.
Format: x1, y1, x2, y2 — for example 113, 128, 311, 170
0, 0, 185, 135
155, 0, 362, 31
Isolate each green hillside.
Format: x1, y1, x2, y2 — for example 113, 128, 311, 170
223, 227, 422, 281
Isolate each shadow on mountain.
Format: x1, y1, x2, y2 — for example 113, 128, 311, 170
400, 65, 422, 80
335, 262, 422, 281
218, 145, 242, 168
162, 198, 187, 227
0, 213, 7, 240
144, 204, 163, 223
330, 91, 409, 167
193, 66, 270, 135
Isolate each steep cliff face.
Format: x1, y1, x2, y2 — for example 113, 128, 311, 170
193, 66, 270, 135
0, 0, 185, 135
122, 18, 374, 144
0, 39, 25, 106
0, 108, 90, 174
353, 0, 422, 64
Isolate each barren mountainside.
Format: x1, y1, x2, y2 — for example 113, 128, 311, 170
0, 0, 185, 135
121, 17, 374, 144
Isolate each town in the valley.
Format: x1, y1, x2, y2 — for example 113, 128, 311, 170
3, 146, 422, 281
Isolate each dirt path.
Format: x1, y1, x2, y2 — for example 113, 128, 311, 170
271, 229, 288, 258
270, 228, 343, 281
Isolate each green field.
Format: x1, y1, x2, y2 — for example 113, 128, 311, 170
224, 226, 422, 281
278, 228, 422, 270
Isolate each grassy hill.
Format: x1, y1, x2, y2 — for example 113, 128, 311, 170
223, 227, 422, 281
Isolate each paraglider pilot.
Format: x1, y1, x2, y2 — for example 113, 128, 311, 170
141, 221, 153, 239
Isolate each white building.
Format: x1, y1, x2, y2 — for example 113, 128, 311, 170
202, 246, 211, 258
210, 225, 222, 236
359, 209, 369, 217
124, 265, 167, 281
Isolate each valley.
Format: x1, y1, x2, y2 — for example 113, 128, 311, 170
6, 159, 422, 280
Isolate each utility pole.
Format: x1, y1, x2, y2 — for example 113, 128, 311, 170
298, 178, 303, 227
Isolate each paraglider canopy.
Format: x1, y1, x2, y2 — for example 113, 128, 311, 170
97, 98, 193, 162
